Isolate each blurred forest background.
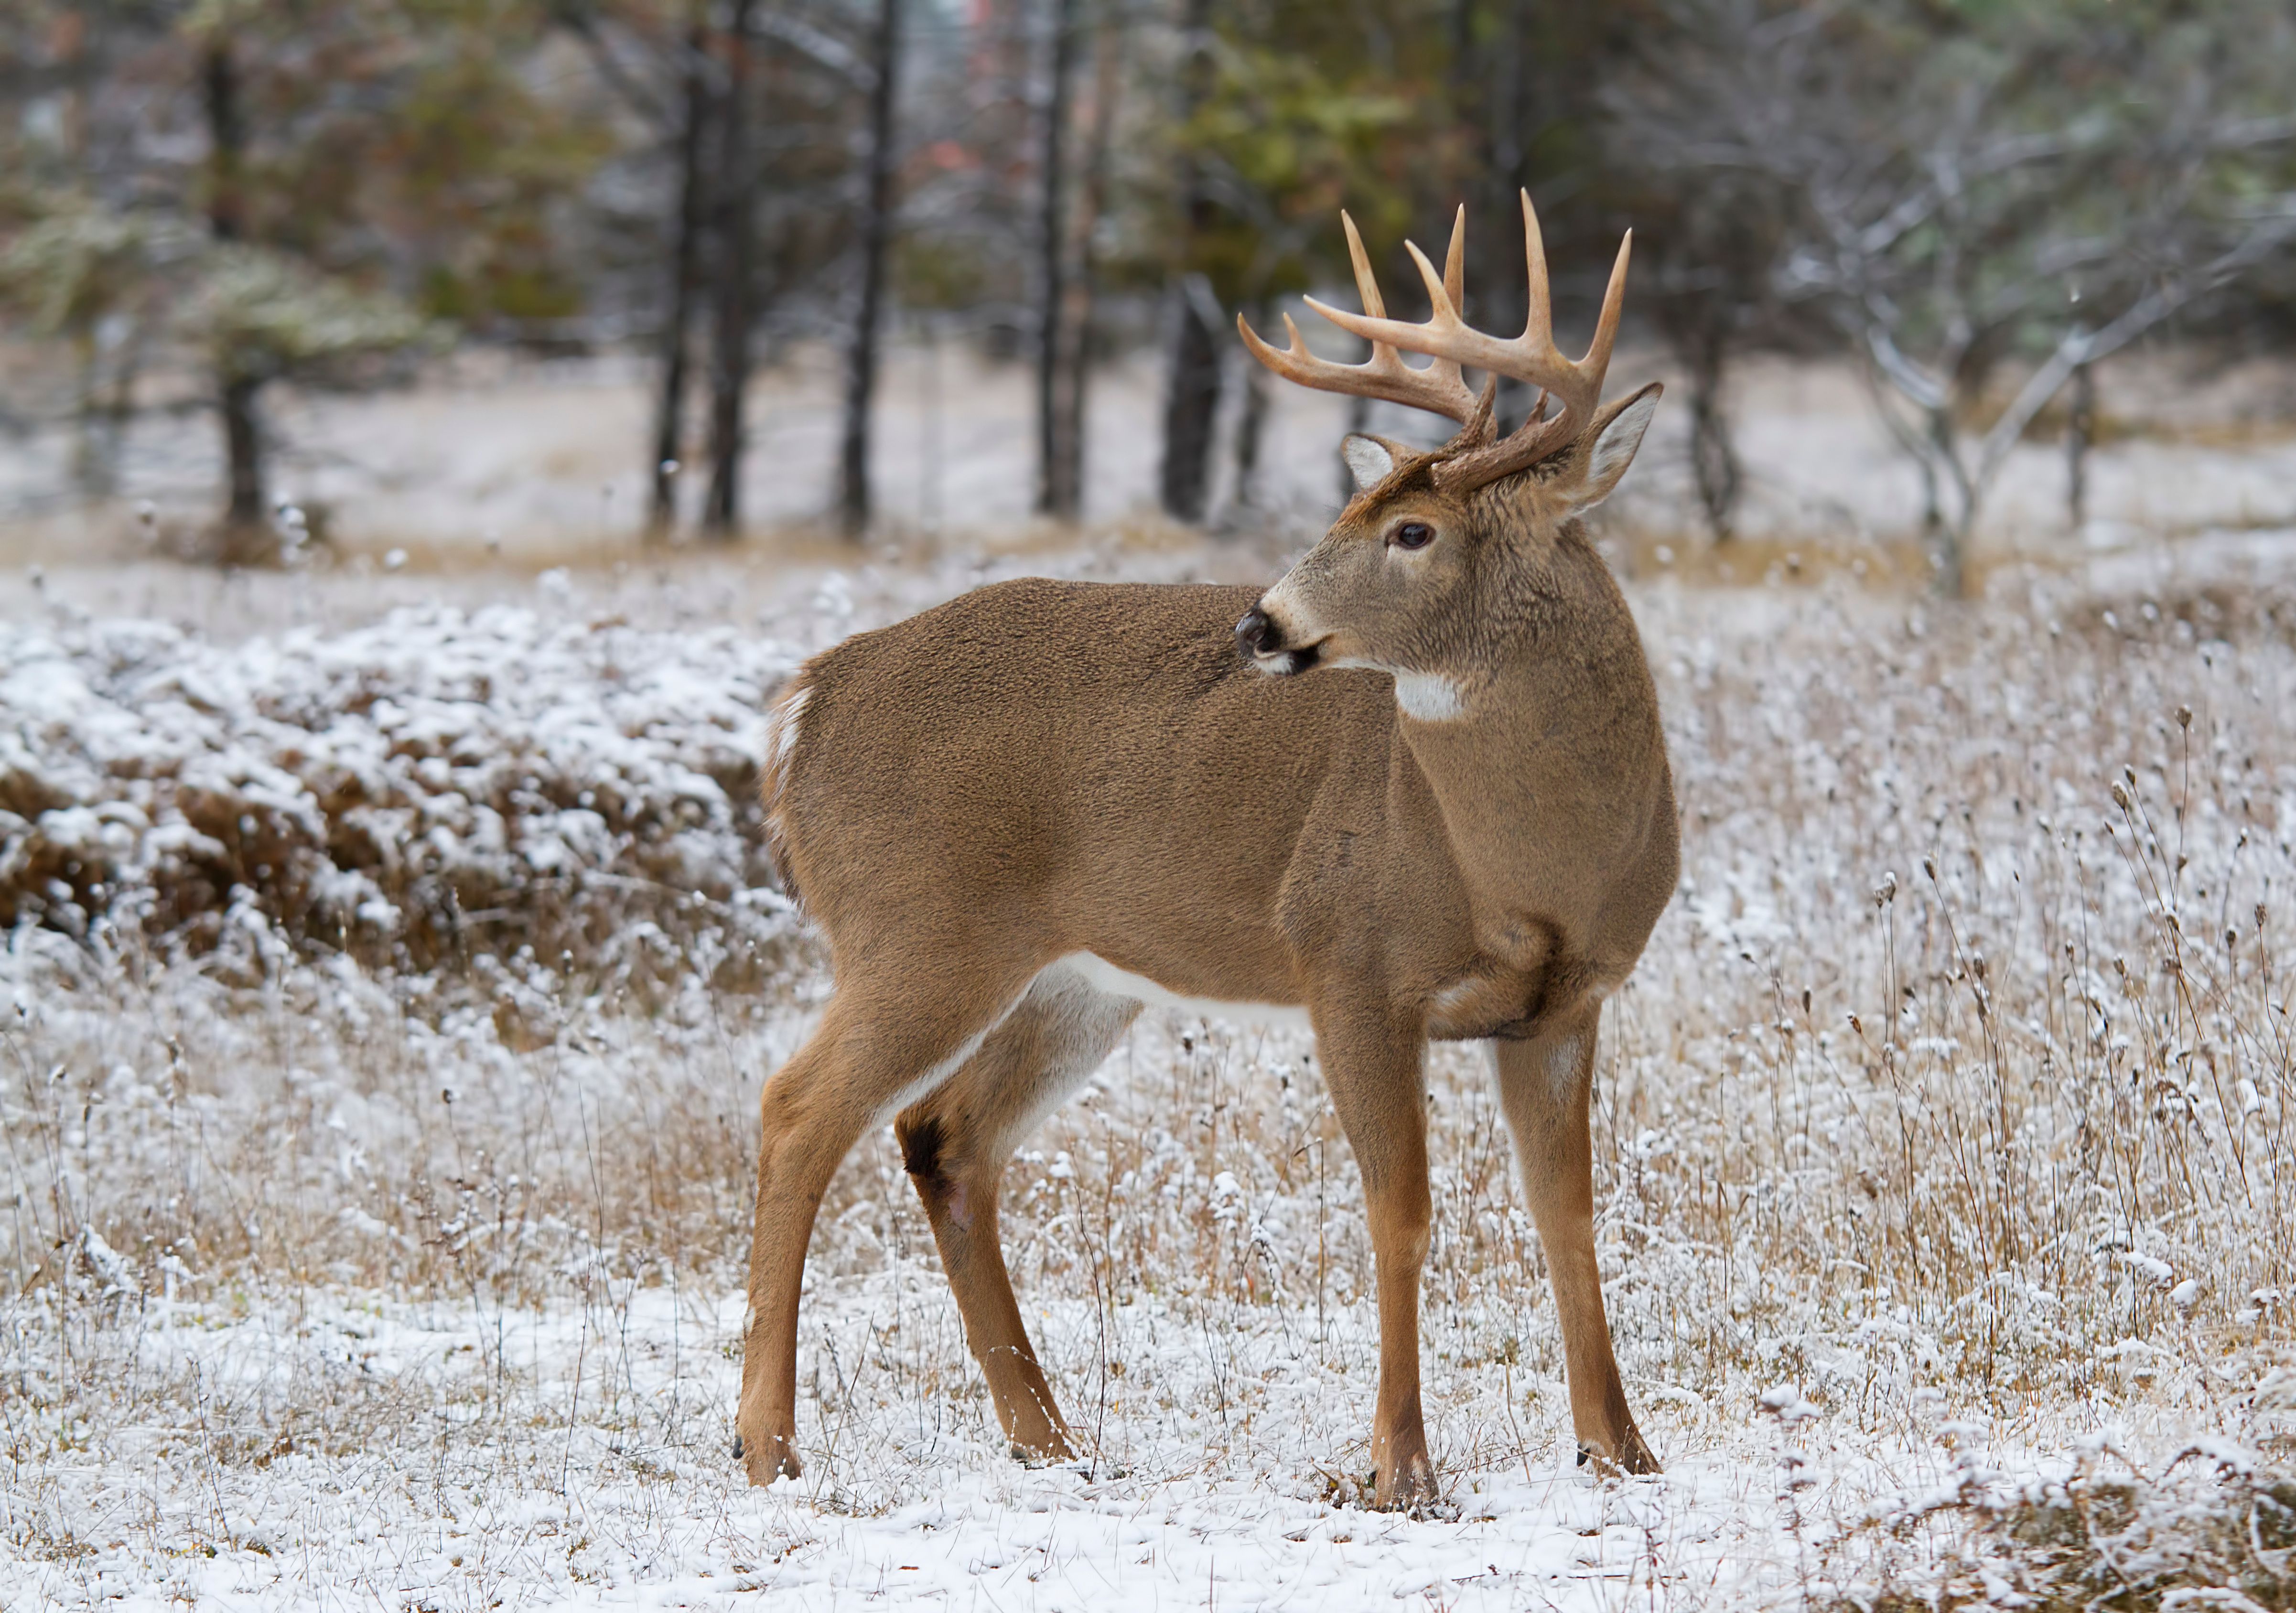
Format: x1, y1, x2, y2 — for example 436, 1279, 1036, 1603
3, 0, 2295, 589
11, 12, 2296, 1599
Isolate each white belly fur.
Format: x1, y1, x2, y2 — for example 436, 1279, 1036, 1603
1055, 952, 1313, 1032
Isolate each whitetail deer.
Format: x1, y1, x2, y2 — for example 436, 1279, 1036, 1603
736, 193, 1675, 1507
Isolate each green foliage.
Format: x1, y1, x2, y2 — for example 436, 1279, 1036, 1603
0, 200, 182, 338
384, 39, 608, 323
195, 0, 610, 328
183, 243, 435, 384
1170, 0, 1469, 302
0, 0, 609, 338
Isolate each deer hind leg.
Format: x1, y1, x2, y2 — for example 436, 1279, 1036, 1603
735, 957, 1037, 1487
894, 961, 1139, 1462
1314, 1002, 1440, 1511
1492, 1002, 1659, 1475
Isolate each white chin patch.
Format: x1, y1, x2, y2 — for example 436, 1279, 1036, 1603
1392, 671, 1466, 722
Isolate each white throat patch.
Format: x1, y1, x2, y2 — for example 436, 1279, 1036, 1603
1392, 671, 1466, 722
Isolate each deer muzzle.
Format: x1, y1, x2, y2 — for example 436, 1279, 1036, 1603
1236, 605, 1320, 675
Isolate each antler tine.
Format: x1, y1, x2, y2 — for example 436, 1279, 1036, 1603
1520, 188, 1552, 357
1391, 228, 1479, 425
1402, 238, 1460, 327
1240, 211, 1482, 427
1443, 204, 1465, 318
1234, 308, 1482, 425
1340, 212, 1387, 322
1583, 228, 1632, 395
1418, 194, 1636, 492
1241, 197, 1635, 470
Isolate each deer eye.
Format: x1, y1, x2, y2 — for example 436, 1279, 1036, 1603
1390, 521, 1435, 551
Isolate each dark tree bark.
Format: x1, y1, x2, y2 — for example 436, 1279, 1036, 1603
203, 37, 267, 543
2065, 357, 2095, 533
1044, 0, 1121, 523
1455, 0, 1534, 431
220, 377, 264, 530
839, 0, 903, 538
1034, 0, 1079, 517
1227, 298, 1269, 515
1669, 317, 1740, 543
1485, 0, 1534, 432
702, 0, 760, 540
649, 12, 714, 537
1158, 0, 1222, 525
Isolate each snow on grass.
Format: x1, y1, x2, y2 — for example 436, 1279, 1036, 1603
6, 541, 2296, 1608
11, 1273, 2292, 1609
0, 603, 805, 985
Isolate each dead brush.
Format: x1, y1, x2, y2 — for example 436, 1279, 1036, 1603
0, 606, 808, 998
1821, 1444, 2296, 1611
3, 556, 2296, 1602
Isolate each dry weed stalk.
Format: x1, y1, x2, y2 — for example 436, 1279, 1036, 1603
2, 565, 2293, 1596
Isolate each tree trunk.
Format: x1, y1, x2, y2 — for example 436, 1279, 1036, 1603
204, 38, 268, 547
1045, 0, 1120, 524
1158, 0, 1222, 525
839, 0, 903, 538
1161, 286, 1223, 525
2065, 357, 2095, 535
81, 317, 144, 499
1484, 0, 1534, 433
1925, 409, 1968, 597
650, 13, 714, 538
70, 327, 105, 496
1227, 299, 1270, 517
221, 376, 265, 532
1034, 0, 1078, 518
702, 0, 759, 541
1683, 328, 1740, 543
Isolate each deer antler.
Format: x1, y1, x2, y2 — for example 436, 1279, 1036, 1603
1236, 206, 1485, 434
1241, 191, 1633, 495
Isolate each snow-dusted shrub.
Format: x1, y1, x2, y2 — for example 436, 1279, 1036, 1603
8, 552, 2296, 1610
1827, 1439, 2296, 1611
0, 607, 804, 988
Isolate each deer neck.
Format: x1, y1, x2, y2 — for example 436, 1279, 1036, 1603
1387, 555, 1664, 930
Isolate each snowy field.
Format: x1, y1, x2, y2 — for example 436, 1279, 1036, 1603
3, 337, 2296, 567
6, 513, 2296, 1607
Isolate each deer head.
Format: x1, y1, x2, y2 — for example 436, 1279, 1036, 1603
1233, 194, 1662, 719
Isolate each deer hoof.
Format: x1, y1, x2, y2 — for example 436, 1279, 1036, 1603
1374, 1450, 1442, 1513
736, 1430, 803, 1485
1578, 1428, 1662, 1478
1007, 1431, 1078, 1467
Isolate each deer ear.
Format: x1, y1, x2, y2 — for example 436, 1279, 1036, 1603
1341, 434, 1398, 493
1564, 382, 1663, 511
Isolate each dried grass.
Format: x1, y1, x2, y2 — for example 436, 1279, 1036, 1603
4, 552, 2295, 1605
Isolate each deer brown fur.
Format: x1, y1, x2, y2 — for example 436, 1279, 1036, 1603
734, 195, 1678, 1507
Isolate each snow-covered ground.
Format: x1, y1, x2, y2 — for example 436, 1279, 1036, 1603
6, 529, 2296, 1608
18, 1275, 2293, 1611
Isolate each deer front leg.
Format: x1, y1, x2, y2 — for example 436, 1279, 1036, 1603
1492, 1004, 1658, 1475
1315, 1006, 1438, 1510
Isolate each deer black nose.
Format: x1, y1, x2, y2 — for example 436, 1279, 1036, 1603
1235, 606, 1283, 660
